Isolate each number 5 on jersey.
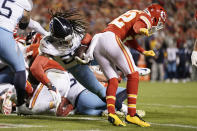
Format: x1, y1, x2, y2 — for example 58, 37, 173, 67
0, 0, 15, 18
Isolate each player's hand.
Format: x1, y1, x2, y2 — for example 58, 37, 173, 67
139, 28, 149, 36
191, 51, 197, 67
75, 55, 90, 64
143, 50, 155, 56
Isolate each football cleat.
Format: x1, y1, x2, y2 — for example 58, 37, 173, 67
16, 103, 33, 115
108, 113, 126, 127
137, 68, 151, 76
125, 113, 150, 127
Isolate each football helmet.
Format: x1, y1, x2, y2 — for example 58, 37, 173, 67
49, 17, 73, 41
144, 3, 167, 32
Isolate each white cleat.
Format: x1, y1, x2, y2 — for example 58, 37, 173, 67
16, 103, 33, 115
137, 68, 151, 76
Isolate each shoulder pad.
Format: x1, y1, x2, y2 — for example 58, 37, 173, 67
139, 13, 152, 29
15, 0, 33, 11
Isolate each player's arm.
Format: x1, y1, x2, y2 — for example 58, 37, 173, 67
132, 20, 155, 56
74, 33, 93, 63
19, 10, 31, 30
30, 55, 53, 89
28, 19, 49, 36
126, 39, 155, 56
126, 39, 145, 54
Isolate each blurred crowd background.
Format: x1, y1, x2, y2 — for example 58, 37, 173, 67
29, 0, 197, 82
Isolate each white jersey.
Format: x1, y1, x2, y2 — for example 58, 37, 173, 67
0, 0, 33, 32
39, 34, 82, 69
66, 73, 86, 106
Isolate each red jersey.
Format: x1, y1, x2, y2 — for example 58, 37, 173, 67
30, 55, 65, 85
104, 10, 152, 53
26, 44, 65, 85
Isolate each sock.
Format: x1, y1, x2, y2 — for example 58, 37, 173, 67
127, 72, 139, 116
14, 71, 27, 106
115, 89, 127, 110
106, 78, 118, 114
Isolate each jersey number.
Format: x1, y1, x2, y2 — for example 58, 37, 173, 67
110, 11, 137, 28
70, 78, 77, 88
0, 0, 15, 18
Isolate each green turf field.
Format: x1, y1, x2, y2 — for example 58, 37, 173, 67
0, 81, 197, 131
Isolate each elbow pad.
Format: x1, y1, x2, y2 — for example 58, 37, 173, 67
19, 21, 29, 30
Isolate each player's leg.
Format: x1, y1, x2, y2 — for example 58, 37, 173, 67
110, 34, 150, 127
68, 64, 106, 101
75, 89, 106, 115
0, 29, 27, 107
0, 66, 14, 84
76, 88, 126, 116
93, 33, 126, 126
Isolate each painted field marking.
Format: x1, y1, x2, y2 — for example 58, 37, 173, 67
139, 103, 197, 109
0, 123, 45, 128
151, 122, 197, 129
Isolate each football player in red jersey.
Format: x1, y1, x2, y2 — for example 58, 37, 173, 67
83, 3, 167, 127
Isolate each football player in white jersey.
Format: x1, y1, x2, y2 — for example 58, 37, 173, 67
37, 9, 124, 108
0, 0, 49, 114
27, 69, 126, 116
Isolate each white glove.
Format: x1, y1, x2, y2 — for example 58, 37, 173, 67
49, 90, 61, 110
75, 52, 93, 64
83, 51, 94, 62
191, 51, 197, 67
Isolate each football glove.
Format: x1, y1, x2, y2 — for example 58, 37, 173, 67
139, 28, 149, 36
191, 51, 197, 67
143, 50, 155, 56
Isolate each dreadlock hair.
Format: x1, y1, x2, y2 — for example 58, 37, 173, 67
48, 8, 88, 37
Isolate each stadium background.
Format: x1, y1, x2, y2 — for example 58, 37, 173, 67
27, 0, 197, 82
0, 1, 197, 130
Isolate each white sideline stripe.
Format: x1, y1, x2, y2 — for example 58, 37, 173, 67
139, 103, 197, 109
0, 123, 45, 128
151, 123, 197, 129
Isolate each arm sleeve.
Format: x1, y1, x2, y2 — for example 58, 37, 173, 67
30, 55, 50, 85
126, 39, 145, 53
133, 21, 147, 34
81, 33, 92, 46
28, 19, 49, 36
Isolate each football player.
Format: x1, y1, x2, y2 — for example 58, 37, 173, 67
83, 3, 167, 127
0, 0, 48, 114
37, 9, 110, 106
191, 11, 197, 67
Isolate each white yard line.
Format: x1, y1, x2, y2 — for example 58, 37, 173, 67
151, 122, 197, 129
139, 103, 197, 109
0, 123, 45, 128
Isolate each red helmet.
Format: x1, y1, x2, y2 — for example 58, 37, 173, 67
144, 3, 167, 31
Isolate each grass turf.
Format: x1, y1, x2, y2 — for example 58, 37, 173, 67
0, 81, 197, 131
